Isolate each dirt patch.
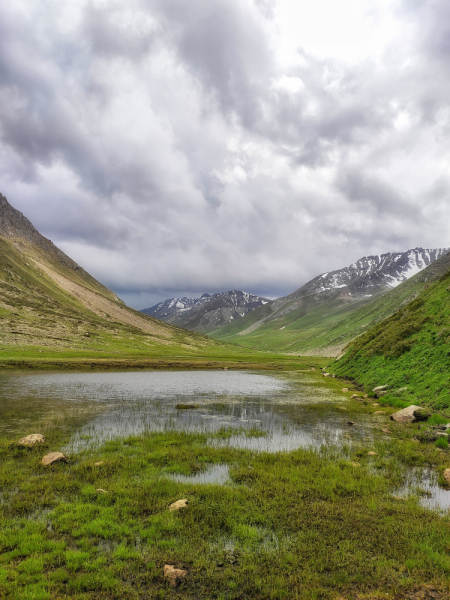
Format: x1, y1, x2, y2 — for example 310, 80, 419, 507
33, 260, 172, 339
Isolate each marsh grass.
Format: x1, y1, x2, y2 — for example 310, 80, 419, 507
2, 421, 450, 600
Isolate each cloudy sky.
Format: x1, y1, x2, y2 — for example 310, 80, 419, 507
1, 0, 450, 308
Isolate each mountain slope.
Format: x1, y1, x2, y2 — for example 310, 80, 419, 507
142, 290, 271, 333
0, 193, 221, 359
330, 252, 450, 409
212, 248, 449, 355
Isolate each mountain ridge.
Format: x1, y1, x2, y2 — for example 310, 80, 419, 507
142, 290, 271, 333
212, 247, 449, 355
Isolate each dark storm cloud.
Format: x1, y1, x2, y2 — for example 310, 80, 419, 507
0, 0, 449, 308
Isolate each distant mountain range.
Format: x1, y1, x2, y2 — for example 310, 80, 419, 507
210, 247, 449, 355
141, 291, 270, 333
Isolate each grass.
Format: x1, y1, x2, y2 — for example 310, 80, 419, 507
2, 371, 450, 599
330, 266, 450, 410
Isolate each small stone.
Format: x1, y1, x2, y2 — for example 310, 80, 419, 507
93, 461, 104, 466
164, 564, 187, 587
443, 469, 450, 485
364, 394, 368, 398
436, 432, 448, 439
347, 421, 356, 426
368, 451, 377, 456
169, 499, 188, 511
17, 434, 45, 447
381, 428, 392, 434
374, 411, 386, 414
373, 385, 388, 393
41, 452, 68, 466
372, 403, 379, 407
376, 390, 388, 398
350, 394, 360, 399
349, 462, 360, 467
310, 367, 316, 371
323, 373, 330, 377
391, 405, 423, 424
96, 488, 108, 494
342, 387, 349, 392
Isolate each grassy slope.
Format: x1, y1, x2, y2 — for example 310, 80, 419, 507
331, 265, 450, 409
212, 290, 376, 355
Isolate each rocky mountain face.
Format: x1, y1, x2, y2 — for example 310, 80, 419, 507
212, 247, 449, 355
142, 290, 271, 333
295, 248, 449, 298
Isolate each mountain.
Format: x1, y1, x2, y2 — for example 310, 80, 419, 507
211, 248, 449, 356
141, 290, 271, 333
331, 251, 450, 409
0, 193, 220, 360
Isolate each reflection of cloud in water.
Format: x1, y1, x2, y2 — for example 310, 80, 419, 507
395, 468, 450, 512
66, 398, 372, 453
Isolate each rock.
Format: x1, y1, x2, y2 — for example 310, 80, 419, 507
364, 394, 369, 398
443, 469, 450, 485
374, 410, 386, 414
436, 432, 448, 439
394, 387, 408, 394
347, 421, 356, 426
351, 394, 361, 399
376, 391, 388, 398
17, 434, 45, 447
381, 428, 391, 434
373, 385, 388, 392
332, 374, 336, 378
164, 564, 187, 587
368, 451, 377, 456
93, 461, 104, 466
341, 388, 349, 392
41, 452, 68, 466
390, 405, 423, 424
169, 499, 188, 511
323, 373, 330, 377
372, 403, 379, 407
415, 430, 438, 443
310, 367, 316, 371
96, 488, 108, 493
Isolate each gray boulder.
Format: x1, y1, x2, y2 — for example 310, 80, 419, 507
390, 405, 424, 424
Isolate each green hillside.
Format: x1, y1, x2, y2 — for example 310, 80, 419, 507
331, 261, 450, 409
213, 253, 450, 356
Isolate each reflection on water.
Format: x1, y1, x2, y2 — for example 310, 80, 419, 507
396, 468, 450, 512
168, 464, 230, 485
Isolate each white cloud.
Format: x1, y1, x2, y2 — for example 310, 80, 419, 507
0, 0, 449, 308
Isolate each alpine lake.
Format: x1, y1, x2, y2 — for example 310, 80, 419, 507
2, 368, 450, 599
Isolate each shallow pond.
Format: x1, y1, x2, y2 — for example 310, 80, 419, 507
1, 369, 449, 510
0, 369, 372, 453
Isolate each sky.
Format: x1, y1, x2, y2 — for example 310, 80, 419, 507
1, 0, 450, 308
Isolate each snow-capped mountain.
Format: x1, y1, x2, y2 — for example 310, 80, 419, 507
296, 248, 449, 298
212, 247, 450, 345
141, 290, 270, 333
